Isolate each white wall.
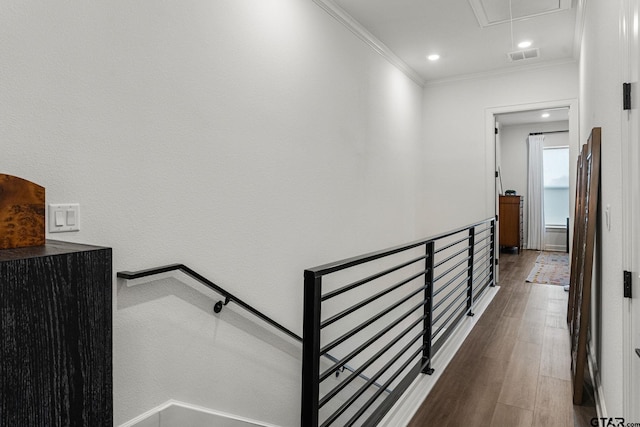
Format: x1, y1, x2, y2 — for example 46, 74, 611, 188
420, 63, 579, 237
579, 0, 625, 416
0, 0, 424, 424
499, 121, 570, 250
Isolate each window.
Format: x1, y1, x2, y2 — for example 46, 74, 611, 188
543, 146, 569, 226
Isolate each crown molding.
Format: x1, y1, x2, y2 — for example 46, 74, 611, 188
425, 58, 578, 87
572, 0, 587, 61
311, 0, 426, 87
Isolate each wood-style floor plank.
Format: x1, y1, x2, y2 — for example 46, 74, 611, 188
532, 376, 574, 427
496, 354, 541, 411
490, 403, 534, 427
407, 250, 596, 427
540, 325, 572, 381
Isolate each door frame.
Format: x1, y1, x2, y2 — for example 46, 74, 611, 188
621, 0, 639, 419
484, 99, 579, 281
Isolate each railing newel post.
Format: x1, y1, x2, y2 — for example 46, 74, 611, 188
301, 271, 322, 427
422, 241, 435, 375
467, 226, 475, 316
490, 219, 496, 287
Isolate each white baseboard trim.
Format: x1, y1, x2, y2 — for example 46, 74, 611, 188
544, 244, 568, 252
118, 401, 171, 427
118, 400, 281, 427
377, 286, 500, 427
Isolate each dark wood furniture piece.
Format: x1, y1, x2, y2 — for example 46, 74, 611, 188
0, 241, 112, 426
499, 195, 523, 253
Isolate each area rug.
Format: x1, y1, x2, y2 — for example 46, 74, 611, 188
525, 252, 570, 286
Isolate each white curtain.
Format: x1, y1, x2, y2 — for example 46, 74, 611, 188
527, 135, 545, 250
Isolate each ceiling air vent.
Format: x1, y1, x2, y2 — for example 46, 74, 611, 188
507, 48, 540, 62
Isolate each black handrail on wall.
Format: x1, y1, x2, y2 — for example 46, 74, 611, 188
117, 264, 301, 341
302, 218, 496, 427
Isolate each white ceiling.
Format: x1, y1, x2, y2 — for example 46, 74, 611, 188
329, 0, 580, 83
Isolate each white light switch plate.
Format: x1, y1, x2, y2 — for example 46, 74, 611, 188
48, 203, 80, 232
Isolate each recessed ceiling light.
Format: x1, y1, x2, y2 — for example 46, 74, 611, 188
518, 41, 532, 49
427, 54, 440, 61
541, 113, 550, 118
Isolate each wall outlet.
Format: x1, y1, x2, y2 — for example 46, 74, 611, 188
48, 203, 80, 233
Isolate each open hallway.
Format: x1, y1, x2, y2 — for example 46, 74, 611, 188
408, 250, 596, 427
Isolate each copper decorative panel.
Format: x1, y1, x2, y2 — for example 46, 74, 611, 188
0, 174, 45, 249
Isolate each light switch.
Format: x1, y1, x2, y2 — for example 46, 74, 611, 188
55, 211, 65, 226
49, 203, 80, 233
66, 210, 76, 226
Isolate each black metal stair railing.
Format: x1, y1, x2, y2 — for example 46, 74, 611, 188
117, 263, 393, 394
302, 218, 496, 427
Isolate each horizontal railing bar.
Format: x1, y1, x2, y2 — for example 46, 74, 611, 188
433, 234, 471, 255
473, 240, 493, 262
306, 218, 494, 277
433, 245, 470, 269
433, 265, 471, 297
361, 360, 423, 427
474, 279, 491, 296
473, 271, 491, 291
474, 280, 494, 301
318, 325, 425, 410
320, 352, 391, 395
432, 288, 469, 326
474, 228, 491, 236
473, 226, 491, 237
473, 279, 492, 300
432, 276, 469, 312
321, 283, 427, 356
473, 240, 493, 256
477, 273, 494, 287
472, 262, 490, 280
432, 273, 493, 354
432, 308, 468, 354
473, 262, 492, 281
307, 242, 428, 279
431, 298, 469, 339
118, 264, 301, 342
321, 270, 427, 329
477, 256, 492, 271
471, 260, 491, 278
473, 250, 491, 267
343, 346, 425, 427
320, 302, 427, 382
433, 255, 471, 283
320, 335, 426, 426
473, 234, 492, 249
321, 254, 427, 302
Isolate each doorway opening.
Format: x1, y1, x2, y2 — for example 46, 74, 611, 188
496, 107, 570, 252
484, 99, 578, 283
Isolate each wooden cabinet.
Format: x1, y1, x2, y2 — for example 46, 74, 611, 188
0, 241, 112, 426
499, 195, 523, 253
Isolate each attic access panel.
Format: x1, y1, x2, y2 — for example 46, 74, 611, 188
469, 0, 573, 27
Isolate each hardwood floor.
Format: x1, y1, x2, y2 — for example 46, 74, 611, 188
407, 250, 596, 427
